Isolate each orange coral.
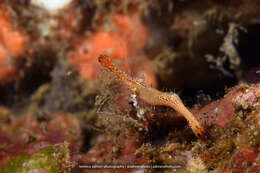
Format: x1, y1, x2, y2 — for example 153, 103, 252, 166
0, 6, 26, 83
112, 12, 148, 53
69, 12, 156, 87
69, 32, 128, 80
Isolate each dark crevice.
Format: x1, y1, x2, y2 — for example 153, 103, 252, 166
0, 50, 55, 107
237, 24, 260, 83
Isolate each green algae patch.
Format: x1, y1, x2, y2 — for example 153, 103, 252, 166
1, 153, 31, 173
1, 142, 75, 173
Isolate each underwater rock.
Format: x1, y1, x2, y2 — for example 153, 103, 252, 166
0, 113, 83, 166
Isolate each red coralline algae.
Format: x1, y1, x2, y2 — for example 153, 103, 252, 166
193, 83, 260, 128
216, 148, 259, 173
41, 113, 84, 152
118, 138, 140, 164
190, 83, 260, 172
231, 148, 258, 173
192, 92, 236, 127
251, 162, 260, 173
0, 6, 27, 83
75, 137, 141, 165
75, 136, 143, 173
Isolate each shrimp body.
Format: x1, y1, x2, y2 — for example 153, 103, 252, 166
98, 54, 208, 139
